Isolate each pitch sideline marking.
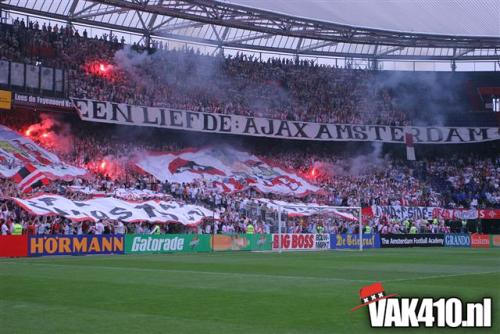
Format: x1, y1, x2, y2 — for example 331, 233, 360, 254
385, 270, 500, 283
0, 262, 374, 283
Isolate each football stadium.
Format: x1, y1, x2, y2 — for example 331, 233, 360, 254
0, 0, 499, 333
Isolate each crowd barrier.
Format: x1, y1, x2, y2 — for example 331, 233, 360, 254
0, 233, 498, 257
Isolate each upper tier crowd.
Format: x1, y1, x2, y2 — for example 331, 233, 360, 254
0, 20, 498, 236
0, 19, 411, 125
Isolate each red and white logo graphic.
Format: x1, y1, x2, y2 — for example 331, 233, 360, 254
351, 282, 398, 311
353, 282, 492, 328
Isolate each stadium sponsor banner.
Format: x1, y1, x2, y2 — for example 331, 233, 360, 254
315, 233, 330, 249
14, 93, 72, 108
331, 233, 381, 249
28, 235, 124, 256
444, 233, 471, 247
212, 234, 272, 251
471, 233, 490, 249
72, 98, 500, 144
371, 205, 434, 220
0, 90, 12, 110
380, 234, 445, 248
10, 194, 214, 225
478, 209, 500, 220
490, 235, 500, 248
272, 233, 315, 250
0, 235, 28, 257
125, 234, 211, 254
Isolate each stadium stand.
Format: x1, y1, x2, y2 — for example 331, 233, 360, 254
0, 16, 498, 237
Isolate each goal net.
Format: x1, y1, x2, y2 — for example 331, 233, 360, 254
257, 200, 364, 252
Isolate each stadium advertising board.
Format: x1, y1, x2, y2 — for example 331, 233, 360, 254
478, 209, 500, 219
14, 93, 72, 108
315, 233, 330, 249
380, 234, 444, 248
28, 235, 124, 256
471, 233, 490, 248
125, 234, 211, 253
72, 98, 500, 144
0, 90, 12, 110
444, 234, 471, 247
331, 234, 381, 249
0, 235, 28, 257
489, 235, 500, 248
213, 234, 272, 251
272, 233, 315, 250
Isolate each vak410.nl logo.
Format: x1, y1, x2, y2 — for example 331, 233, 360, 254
352, 282, 492, 328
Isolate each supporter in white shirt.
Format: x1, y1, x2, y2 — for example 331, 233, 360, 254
135, 224, 144, 234
94, 221, 105, 235
114, 221, 125, 234
264, 222, 271, 234
64, 223, 73, 235
77, 223, 83, 235
0, 209, 10, 221
1, 223, 9, 235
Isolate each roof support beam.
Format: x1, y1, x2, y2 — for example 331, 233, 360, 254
299, 41, 336, 52
71, 3, 100, 18
2, 1, 500, 62
376, 46, 404, 57
155, 20, 206, 34
68, 0, 81, 17
74, 7, 127, 20
226, 32, 273, 44
146, 0, 163, 32
454, 48, 475, 58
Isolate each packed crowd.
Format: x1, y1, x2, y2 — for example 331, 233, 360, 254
0, 19, 411, 125
0, 110, 498, 236
0, 19, 497, 236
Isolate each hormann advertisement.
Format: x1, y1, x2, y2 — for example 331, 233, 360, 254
28, 235, 124, 256
125, 234, 211, 253
380, 234, 445, 248
72, 98, 500, 144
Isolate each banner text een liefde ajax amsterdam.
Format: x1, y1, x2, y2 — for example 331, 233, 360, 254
72, 98, 500, 144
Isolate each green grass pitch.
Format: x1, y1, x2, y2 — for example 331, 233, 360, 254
0, 248, 499, 334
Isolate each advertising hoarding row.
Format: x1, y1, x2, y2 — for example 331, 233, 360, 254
0, 233, 498, 257
270, 233, 381, 250
380, 234, 445, 248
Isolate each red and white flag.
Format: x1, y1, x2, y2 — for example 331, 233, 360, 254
136, 146, 319, 197
404, 130, 416, 161
10, 163, 50, 193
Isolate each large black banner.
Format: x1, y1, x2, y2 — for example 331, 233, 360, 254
71, 98, 500, 144
380, 234, 445, 248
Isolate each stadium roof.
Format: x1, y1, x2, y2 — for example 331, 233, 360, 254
228, 0, 500, 37
2, 0, 500, 63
